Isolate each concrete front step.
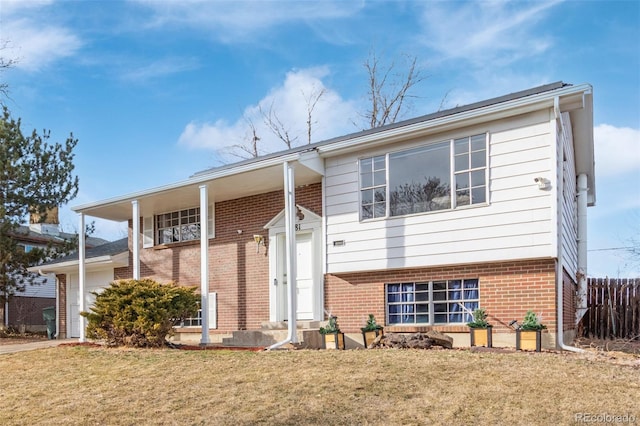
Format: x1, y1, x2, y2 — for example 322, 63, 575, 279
222, 328, 323, 348
260, 321, 321, 330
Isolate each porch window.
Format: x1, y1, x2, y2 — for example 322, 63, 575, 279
359, 133, 487, 220
386, 279, 479, 325
156, 208, 200, 244
144, 204, 214, 247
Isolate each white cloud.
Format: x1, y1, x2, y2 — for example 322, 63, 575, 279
120, 57, 200, 82
0, 0, 54, 15
178, 67, 357, 160
2, 16, 82, 72
131, 0, 363, 43
594, 124, 640, 177
416, 1, 561, 66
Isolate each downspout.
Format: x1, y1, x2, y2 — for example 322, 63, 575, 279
268, 161, 298, 350
576, 173, 588, 322
554, 97, 584, 353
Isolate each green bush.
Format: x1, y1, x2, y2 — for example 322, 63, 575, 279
81, 279, 199, 348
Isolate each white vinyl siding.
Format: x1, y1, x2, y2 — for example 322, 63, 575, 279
325, 109, 557, 274
19, 274, 56, 298
559, 112, 578, 276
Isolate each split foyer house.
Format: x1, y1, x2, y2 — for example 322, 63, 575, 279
38, 82, 595, 349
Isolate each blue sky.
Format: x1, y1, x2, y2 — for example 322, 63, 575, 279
1, 0, 639, 277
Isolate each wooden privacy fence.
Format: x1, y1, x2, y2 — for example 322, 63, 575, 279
583, 278, 640, 340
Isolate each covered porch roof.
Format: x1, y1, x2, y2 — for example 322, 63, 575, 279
73, 149, 324, 221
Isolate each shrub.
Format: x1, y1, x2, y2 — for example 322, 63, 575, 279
520, 310, 546, 331
319, 315, 341, 334
467, 308, 490, 329
81, 279, 199, 348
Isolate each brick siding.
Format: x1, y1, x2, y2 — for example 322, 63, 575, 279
116, 183, 322, 333
325, 259, 559, 334
56, 274, 67, 338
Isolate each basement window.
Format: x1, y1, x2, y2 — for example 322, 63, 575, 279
386, 279, 479, 325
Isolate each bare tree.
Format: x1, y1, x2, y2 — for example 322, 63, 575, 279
260, 101, 298, 149
303, 86, 326, 145
223, 117, 262, 160
363, 50, 426, 129
1, 41, 17, 101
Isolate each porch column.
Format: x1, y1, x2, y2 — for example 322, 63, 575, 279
131, 200, 140, 280
199, 184, 210, 345
78, 212, 86, 342
283, 161, 298, 343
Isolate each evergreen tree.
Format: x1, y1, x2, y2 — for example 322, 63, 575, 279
0, 107, 79, 324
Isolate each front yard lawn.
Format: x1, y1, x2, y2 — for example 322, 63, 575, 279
0, 346, 638, 425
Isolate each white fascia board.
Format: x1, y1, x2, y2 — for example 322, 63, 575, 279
72, 152, 301, 214
317, 84, 593, 156
30, 253, 128, 274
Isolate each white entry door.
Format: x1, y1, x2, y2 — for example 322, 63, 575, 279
277, 232, 314, 321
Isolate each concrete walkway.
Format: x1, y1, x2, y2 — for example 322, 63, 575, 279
0, 338, 78, 355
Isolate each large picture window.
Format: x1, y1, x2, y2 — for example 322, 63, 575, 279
386, 279, 480, 325
359, 134, 487, 220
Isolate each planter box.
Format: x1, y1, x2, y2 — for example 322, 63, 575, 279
361, 328, 384, 348
322, 331, 346, 350
516, 329, 542, 352
469, 326, 493, 347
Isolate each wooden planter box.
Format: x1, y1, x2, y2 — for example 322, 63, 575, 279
361, 328, 384, 348
322, 331, 346, 350
469, 326, 493, 347
516, 329, 542, 352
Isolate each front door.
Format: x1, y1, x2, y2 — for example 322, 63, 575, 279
276, 232, 314, 321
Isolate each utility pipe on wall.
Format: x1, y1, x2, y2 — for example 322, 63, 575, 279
576, 173, 589, 323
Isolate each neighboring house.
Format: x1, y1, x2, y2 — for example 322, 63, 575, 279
38, 82, 595, 349
6, 212, 107, 333
33, 238, 128, 338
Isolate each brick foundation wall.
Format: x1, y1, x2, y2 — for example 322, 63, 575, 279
57, 274, 67, 339
117, 183, 322, 333
562, 268, 577, 332
325, 259, 558, 334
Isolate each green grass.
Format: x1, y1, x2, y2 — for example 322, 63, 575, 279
0, 346, 638, 425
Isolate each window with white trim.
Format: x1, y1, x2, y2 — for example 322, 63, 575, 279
156, 208, 201, 244
144, 204, 214, 247
359, 133, 487, 220
386, 279, 480, 325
